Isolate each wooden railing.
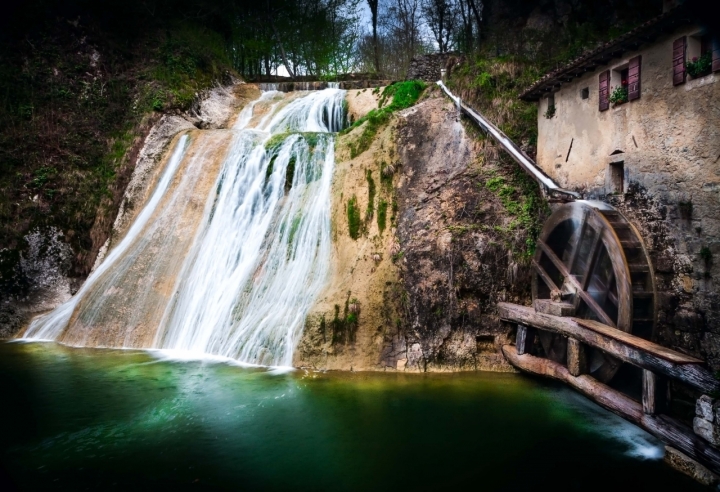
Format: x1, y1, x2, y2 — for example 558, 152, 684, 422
499, 301, 720, 473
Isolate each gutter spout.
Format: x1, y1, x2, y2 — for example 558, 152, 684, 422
436, 81, 578, 199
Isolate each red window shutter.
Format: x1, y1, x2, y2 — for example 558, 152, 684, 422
628, 55, 641, 101
673, 36, 686, 86
713, 38, 720, 72
599, 70, 610, 111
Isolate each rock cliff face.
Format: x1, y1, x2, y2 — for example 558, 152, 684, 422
296, 89, 538, 372
0, 83, 259, 338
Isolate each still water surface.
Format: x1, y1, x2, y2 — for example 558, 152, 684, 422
0, 342, 704, 491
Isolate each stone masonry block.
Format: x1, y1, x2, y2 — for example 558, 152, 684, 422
697, 395, 715, 422
693, 417, 720, 446
664, 446, 720, 486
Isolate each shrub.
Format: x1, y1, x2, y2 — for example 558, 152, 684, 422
365, 170, 376, 221
377, 199, 388, 233
347, 195, 361, 239
609, 86, 628, 105
687, 53, 712, 78
345, 80, 427, 157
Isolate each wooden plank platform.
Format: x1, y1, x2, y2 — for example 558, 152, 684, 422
502, 345, 720, 474
574, 318, 702, 365
498, 302, 718, 393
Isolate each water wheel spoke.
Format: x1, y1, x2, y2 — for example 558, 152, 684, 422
538, 239, 616, 327
580, 229, 603, 291
532, 259, 560, 292
607, 289, 619, 306
567, 209, 589, 273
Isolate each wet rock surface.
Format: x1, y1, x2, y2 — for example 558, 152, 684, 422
388, 97, 532, 371
296, 93, 532, 372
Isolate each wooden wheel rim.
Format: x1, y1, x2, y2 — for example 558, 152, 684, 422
531, 201, 656, 382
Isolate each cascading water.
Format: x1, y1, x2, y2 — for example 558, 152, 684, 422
23, 88, 346, 367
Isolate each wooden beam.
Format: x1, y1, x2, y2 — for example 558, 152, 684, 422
538, 240, 616, 327
567, 338, 587, 376
502, 345, 720, 474
574, 319, 702, 364
516, 324, 535, 356
498, 302, 718, 393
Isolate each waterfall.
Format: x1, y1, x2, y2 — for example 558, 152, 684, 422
23, 88, 346, 367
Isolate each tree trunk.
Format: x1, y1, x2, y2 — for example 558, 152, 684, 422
467, 0, 483, 42
367, 0, 380, 75
269, 17, 295, 79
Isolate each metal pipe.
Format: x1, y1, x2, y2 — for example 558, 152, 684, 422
436, 81, 578, 198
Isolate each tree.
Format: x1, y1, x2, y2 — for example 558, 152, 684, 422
384, 0, 427, 77
366, 0, 380, 74
422, 0, 457, 53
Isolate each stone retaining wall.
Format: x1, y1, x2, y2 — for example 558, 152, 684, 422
407, 52, 461, 81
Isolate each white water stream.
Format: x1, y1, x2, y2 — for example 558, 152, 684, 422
24, 88, 346, 367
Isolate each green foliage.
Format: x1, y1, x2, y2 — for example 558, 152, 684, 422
365, 170, 376, 221
265, 156, 276, 184
379, 160, 393, 188
377, 199, 388, 233
687, 53, 712, 78
347, 195, 361, 240
266, 132, 323, 154
288, 215, 303, 248
285, 156, 296, 192
609, 86, 628, 105
30, 167, 57, 189
378, 80, 427, 110
345, 81, 426, 158
0, 10, 237, 290
543, 104, 556, 119
331, 293, 358, 345
472, 72, 493, 90
484, 168, 546, 257
150, 23, 231, 111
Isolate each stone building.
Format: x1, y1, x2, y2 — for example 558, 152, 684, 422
520, 6, 720, 369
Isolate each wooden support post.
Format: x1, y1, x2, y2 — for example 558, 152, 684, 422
502, 344, 720, 474
643, 369, 657, 415
567, 338, 587, 377
642, 370, 668, 415
516, 324, 535, 356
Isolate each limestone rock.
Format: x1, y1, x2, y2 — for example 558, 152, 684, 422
664, 446, 720, 486
696, 394, 715, 422
693, 417, 720, 446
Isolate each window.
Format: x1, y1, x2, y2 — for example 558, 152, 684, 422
609, 162, 624, 194
544, 94, 555, 119
609, 56, 641, 103
581, 87, 589, 99
620, 68, 629, 88
687, 33, 714, 78
610, 65, 629, 103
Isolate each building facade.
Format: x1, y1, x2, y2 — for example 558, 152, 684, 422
521, 8, 720, 369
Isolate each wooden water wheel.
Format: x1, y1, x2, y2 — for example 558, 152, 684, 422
531, 201, 656, 383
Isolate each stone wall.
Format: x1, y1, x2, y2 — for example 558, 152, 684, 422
534, 25, 720, 368
407, 52, 461, 82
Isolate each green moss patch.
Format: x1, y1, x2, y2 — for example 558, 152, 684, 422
344, 81, 426, 158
